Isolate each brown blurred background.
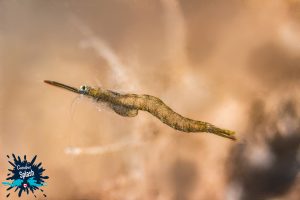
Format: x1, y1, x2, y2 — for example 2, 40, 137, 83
1, 0, 300, 199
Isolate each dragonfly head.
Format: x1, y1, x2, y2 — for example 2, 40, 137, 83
44, 80, 101, 99
44, 80, 92, 96
79, 85, 91, 95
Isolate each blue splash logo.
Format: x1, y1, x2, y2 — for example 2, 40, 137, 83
2, 154, 49, 198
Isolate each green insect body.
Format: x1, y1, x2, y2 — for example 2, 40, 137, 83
44, 80, 236, 140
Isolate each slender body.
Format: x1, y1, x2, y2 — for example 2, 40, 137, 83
44, 80, 236, 140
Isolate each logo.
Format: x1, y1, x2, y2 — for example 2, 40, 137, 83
2, 154, 49, 198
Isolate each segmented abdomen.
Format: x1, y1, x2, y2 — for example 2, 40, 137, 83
113, 94, 236, 140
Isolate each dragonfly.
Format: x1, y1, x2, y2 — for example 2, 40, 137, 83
44, 80, 236, 140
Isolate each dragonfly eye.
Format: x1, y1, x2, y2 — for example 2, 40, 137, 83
79, 85, 89, 94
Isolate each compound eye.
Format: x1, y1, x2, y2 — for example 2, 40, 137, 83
80, 85, 86, 91
79, 85, 88, 93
